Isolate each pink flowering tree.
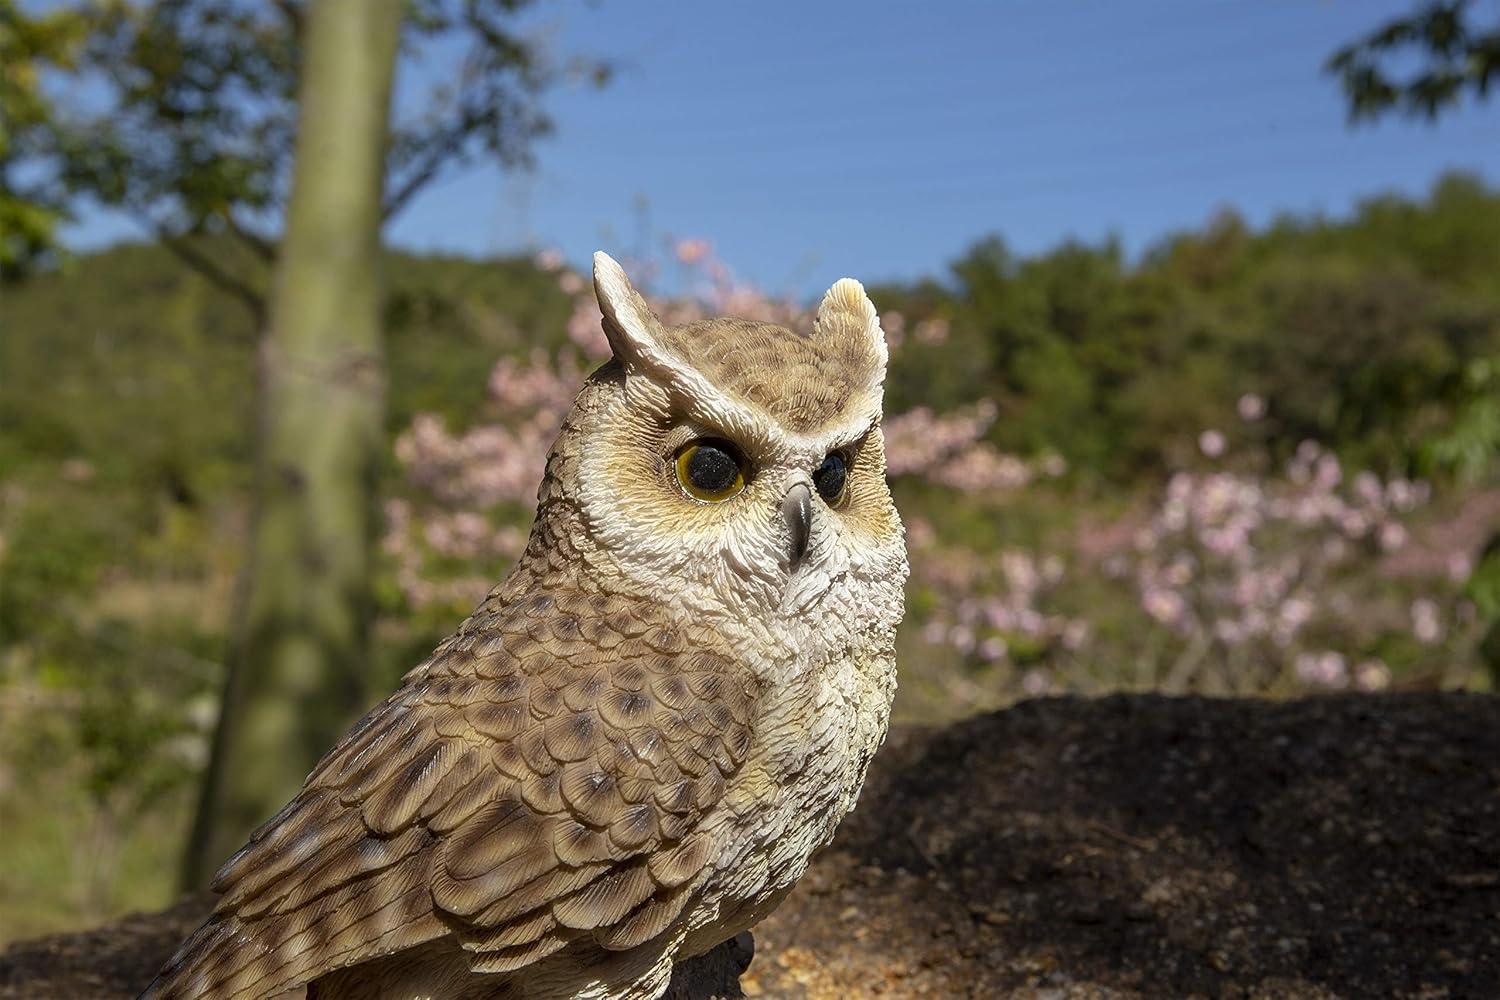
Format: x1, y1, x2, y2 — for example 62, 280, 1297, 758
384, 245, 1486, 710
387, 242, 1044, 611
383, 243, 1070, 666
1115, 404, 1482, 694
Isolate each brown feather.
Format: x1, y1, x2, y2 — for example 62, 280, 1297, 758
361, 738, 460, 834
591, 876, 704, 952
144, 559, 759, 1000
459, 907, 557, 952
469, 862, 610, 928
441, 798, 544, 882
553, 862, 657, 930
469, 930, 574, 975
647, 831, 713, 889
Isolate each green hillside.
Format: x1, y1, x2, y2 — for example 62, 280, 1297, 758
1, 174, 1497, 941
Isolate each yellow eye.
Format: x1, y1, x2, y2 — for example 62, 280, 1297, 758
674, 439, 747, 502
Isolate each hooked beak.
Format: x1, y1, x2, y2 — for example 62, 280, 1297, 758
781, 482, 813, 570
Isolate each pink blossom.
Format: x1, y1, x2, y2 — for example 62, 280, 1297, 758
1446, 552, 1474, 582
1236, 393, 1265, 421
1337, 511, 1370, 539
487, 350, 584, 414
1039, 453, 1068, 477
1214, 620, 1247, 644
1410, 598, 1443, 643
1378, 522, 1408, 551
1314, 453, 1342, 490
880, 311, 905, 349
1021, 669, 1051, 697
1165, 557, 1194, 586
914, 317, 950, 345
1355, 659, 1391, 692
1061, 621, 1089, 650
1125, 426, 1442, 687
1001, 552, 1039, 595
1198, 429, 1226, 458
1142, 587, 1188, 627
1385, 478, 1429, 513
1288, 440, 1321, 485
566, 300, 609, 358
1295, 651, 1348, 688
948, 625, 976, 653
978, 637, 1008, 662
1041, 555, 1065, 585
931, 445, 1031, 492
881, 402, 996, 477
904, 516, 936, 549
1353, 471, 1383, 507
675, 238, 711, 265
1276, 595, 1314, 633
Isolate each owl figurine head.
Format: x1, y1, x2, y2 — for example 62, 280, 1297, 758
537, 252, 908, 671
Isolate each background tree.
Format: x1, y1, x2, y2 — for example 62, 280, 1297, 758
180, 0, 402, 885
24, 0, 599, 320
130, 0, 604, 884
5, 0, 603, 884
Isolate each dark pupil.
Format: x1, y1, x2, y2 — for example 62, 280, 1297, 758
688, 445, 739, 492
813, 452, 847, 500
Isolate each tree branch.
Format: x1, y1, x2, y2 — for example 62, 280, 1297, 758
222, 209, 276, 264
150, 221, 267, 326
381, 130, 467, 222
271, 0, 304, 36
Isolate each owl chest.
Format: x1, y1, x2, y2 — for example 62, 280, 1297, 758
705, 646, 897, 914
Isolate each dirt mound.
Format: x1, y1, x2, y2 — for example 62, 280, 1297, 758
749, 693, 1500, 998
4, 693, 1497, 999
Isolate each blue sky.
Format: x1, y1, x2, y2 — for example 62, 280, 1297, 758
65, 0, 1500, 296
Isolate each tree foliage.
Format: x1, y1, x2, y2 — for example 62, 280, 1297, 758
0, 0, 90, 279
12, 0, 603, 305
1327, 0, 1500, 121
872, 175, 1500, 482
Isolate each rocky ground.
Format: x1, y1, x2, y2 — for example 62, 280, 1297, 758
3, 693, 1497, 999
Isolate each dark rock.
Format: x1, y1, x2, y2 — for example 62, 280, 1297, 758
0, 895, 208, 999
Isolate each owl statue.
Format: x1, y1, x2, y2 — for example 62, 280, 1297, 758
144, 252, 908, 1000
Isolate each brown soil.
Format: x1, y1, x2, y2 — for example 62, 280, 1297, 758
4, 693, 1497, 999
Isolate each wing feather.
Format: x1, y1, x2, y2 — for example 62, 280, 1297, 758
142, 606, 759, 1000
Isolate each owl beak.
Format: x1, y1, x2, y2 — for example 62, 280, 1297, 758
782, 482, 813, 569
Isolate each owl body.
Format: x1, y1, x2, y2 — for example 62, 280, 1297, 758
144, 254, 906, 1000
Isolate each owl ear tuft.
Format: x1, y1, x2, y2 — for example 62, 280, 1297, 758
814, 276, 888, 388
593, 251, 672, 375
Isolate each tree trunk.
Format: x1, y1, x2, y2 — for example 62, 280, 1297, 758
183, 0, 404, 887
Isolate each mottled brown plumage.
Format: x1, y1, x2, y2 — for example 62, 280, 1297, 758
144, 253, 907, 999
656, 317, 879, 434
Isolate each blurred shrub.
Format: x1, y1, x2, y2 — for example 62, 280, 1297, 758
872, 173, 1500, 480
